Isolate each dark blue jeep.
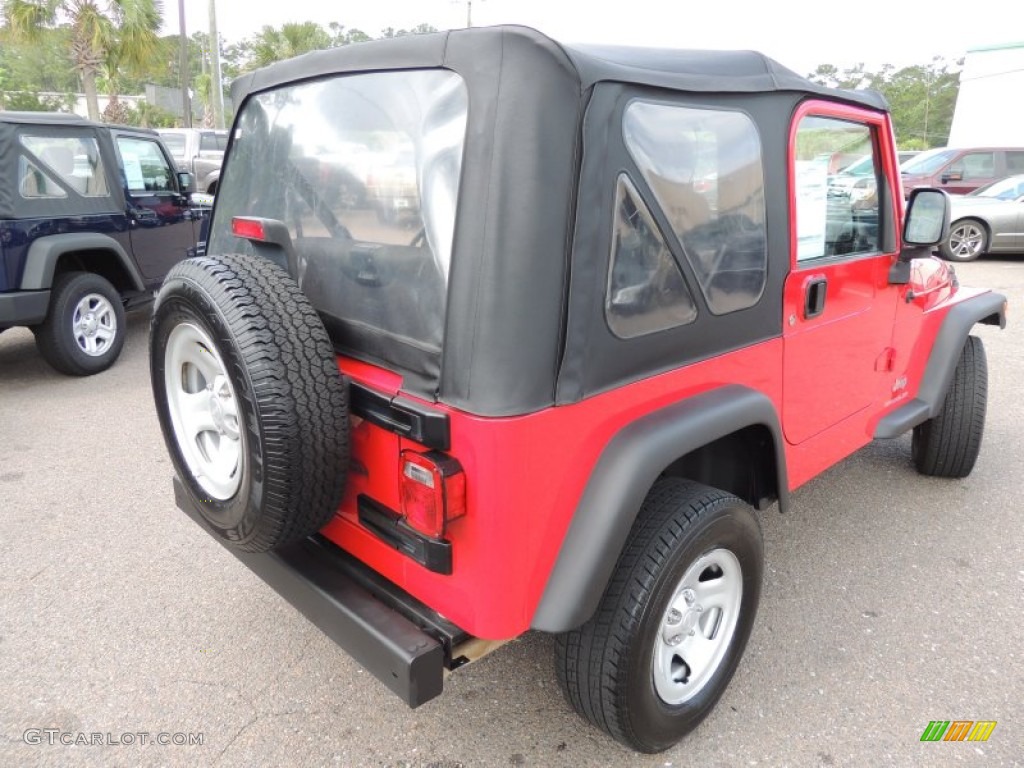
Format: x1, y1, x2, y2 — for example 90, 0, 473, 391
0, 112, 207, 375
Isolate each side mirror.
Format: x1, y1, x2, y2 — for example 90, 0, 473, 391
903, 188, 950, 248
190, 192, 215, 208
177, 171, 194, 191
940, 170, 963, 184
891, 188, 950, 284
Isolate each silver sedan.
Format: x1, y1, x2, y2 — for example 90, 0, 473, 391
940, 174, 1024, 261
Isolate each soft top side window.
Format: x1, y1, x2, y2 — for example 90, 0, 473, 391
18, 133, 109, 199
605, 174, 697, 338
623, 101, 767, 315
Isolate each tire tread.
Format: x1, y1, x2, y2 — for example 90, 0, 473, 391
913, 335, 987, 478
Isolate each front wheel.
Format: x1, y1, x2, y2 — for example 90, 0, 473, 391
912, 335, 988, 478
555, 478, 763, 753
34, 271, 126, 375
940, 219, 988, 262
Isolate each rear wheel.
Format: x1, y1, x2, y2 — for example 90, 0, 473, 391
912, 335, 988, 478
150, 252, 350, 552
940, 219, 988, 262
35, 271, 126, 376
555, 478, 763, 753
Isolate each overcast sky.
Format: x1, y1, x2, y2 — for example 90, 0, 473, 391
164, 0, 1014, 76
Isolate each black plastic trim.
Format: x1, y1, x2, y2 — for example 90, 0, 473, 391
358, 494, 453, 575
350, 383, 451, 450
21, 233, 146, 291
172, 477, 445, 708
0, 289, 50, 325
532, 385, 788, 632
874, 291, 1007, 439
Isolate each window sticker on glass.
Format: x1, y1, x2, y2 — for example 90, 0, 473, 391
795, 160, 829, 261
122, 153, 145, 190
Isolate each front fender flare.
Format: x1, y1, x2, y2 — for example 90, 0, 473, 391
531, 385, 788, 633
874, 291, 1006, 439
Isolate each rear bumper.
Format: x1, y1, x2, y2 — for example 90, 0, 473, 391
0, 290, 49, 326
172, 478, 448, 707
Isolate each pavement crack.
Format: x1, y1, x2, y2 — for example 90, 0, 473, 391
213, 712, 260, 765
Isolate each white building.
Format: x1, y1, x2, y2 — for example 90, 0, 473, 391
948, 42, 1024, 147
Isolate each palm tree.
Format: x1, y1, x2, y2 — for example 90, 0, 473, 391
249, 22, 331, 70
3, 0, 162, 121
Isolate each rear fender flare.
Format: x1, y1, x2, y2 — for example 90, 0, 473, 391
20, 233, 145, 292
531, 385, 788, 633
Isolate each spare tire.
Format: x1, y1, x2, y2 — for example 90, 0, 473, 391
150, 252, 349, 552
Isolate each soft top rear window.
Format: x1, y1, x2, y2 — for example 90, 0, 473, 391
208, 70, 468, 378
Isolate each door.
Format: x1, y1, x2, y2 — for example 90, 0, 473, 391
115, 134, 196, 281
782, 105, 901, 445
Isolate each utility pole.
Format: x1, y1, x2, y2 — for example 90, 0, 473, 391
455, 0, 482, 28
209, 0, 226, 129
178, 0, 192, 127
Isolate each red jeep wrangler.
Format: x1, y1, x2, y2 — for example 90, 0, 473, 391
149, 26, 1007, 752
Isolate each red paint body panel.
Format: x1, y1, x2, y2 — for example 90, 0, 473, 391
323, 342, 782, 639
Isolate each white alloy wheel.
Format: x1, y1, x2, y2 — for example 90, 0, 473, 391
71, 292, 118, 357
164, 322, 243, 500
652, 548, 743, 705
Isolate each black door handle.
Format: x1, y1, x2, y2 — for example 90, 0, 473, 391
804, 278, 827, 318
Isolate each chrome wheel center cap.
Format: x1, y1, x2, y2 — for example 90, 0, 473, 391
81, 313, 98, 335
208, 393, 226, 434
679, 606, 703, 635
208, 375, 238, 439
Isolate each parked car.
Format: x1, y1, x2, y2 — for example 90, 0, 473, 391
901, 146, 1024, 198
148, 26, 1006, 753
939, 174, 1024, 261
829, 151, 920, 209
0, 112, 207, 374
157, 128, 228, 194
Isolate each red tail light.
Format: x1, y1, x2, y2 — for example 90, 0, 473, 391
231, 216, 266, 241
399, 450, 466, 539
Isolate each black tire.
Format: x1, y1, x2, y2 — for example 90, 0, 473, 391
912, 335, 988, 478
555, 478, 763, 753
150, 252, 349, 553
35, 271, 126, 376
940, 219, 988, 262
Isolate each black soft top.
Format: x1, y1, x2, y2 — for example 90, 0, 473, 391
231, 25, 886, 111
0, 112, 161, 220
224, 26, 890, 416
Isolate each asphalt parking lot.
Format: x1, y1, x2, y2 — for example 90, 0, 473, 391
1, 258, 1022, 768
